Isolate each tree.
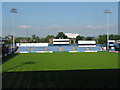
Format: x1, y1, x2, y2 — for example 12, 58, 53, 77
86, 37, 93, 40
98, 34, 107, 44
40, 38, 47, 43
45, 35, 55, 43
36, 36, 40, 43
31, 34, 40, 43
109, 34, 120, 40
15, 37, 20, 43
70, 40, 74, 44
28, 37, 32, 43
75, 35, 85, 43
56, 32, 68, 39
32, 35, 36, 41
98, 34, 120, 44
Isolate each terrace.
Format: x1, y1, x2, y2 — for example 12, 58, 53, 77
17, 44, 103, 53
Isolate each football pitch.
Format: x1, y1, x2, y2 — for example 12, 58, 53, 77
2, 52, 119, 72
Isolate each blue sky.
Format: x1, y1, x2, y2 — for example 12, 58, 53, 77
2, 2, 118, 37
0, 2, 2, 37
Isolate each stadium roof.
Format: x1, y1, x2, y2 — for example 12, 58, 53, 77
65, 33, 79, 38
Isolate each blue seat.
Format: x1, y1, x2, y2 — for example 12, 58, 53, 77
62, 46, 73, 51
17, 45, 102, 52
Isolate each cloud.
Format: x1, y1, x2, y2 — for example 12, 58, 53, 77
18, 25, 32, 29
15, 24, 117, 37
84, 25, 107, 29
69, 24, 115, 30
45, 25, 107, 30
29, 24, 117, 32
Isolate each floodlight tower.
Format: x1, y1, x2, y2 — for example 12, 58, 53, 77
104, 9, 112, 50
10, 8, 18, 48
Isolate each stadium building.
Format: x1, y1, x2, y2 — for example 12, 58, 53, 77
65, 33, 79, 38
65, 33, 80, 44
78, 40, 96, 47
108, 40, 116, 51
53, 39, 70, 45
115, 40, 120, 52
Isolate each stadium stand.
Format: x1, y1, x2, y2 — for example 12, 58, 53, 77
89, 46, 102, 51
53, 39, 70, 45
48, 46, 60, 52
62, 46, 73, 52
17, 46, 103, 52
17, 43, 103, 53
78, 41, 96, 47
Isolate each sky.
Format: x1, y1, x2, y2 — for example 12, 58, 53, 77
2, 2, 118, 38
0, 2, 2, 37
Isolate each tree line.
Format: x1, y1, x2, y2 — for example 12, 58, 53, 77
4, 32, 120, 44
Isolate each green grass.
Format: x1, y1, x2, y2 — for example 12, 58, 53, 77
2, 52, 119, 72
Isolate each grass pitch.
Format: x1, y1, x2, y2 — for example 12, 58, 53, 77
2, 52, 119, 72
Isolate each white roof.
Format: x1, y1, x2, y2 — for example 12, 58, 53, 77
65, 33, 79, 38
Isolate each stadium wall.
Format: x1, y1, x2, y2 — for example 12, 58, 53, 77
78, 41, 96, 47
16, 43, 48, 47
